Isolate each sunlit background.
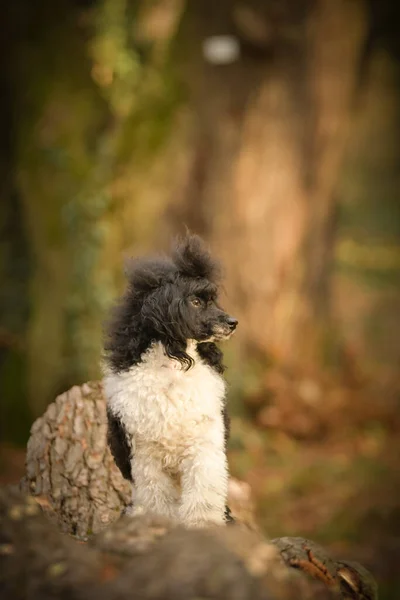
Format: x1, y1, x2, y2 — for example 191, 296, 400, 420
0, 1, 399, 598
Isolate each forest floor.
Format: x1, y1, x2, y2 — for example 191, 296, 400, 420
227, 370, 400, 600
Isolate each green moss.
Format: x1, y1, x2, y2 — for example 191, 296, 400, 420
116, 69, 183, 164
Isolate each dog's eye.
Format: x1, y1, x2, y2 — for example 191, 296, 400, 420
190, 297, 203, 308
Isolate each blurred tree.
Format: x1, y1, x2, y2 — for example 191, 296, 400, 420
174, 0, 368, 371
1, 0, 399, 425
0, 0, 32, 441
9, 0, 185, 417
173, 0, 400, 384
333, 0, 400, 381
1, 2, 399, 595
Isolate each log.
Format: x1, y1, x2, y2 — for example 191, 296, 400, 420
1, 484, 371, 600
20, 382, 378, 600
23, 381, 131, 537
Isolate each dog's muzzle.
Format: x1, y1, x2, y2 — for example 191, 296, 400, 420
211, 316, 238, 340
226, 317, 238, 331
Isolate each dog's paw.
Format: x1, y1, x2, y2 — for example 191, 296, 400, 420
184, 519, 226, 529
178, 508, 226, 529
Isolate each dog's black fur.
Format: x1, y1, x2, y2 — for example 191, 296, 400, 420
105, 235, 237, 374
104, 234, 237, 523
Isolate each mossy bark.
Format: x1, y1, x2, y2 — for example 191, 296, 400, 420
16, 18, 118, 413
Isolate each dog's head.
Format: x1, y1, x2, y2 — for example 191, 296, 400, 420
128, 234, 238, 345
106, 234, 238, 372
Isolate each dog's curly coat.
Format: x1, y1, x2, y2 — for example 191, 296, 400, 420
103, 234, 238, 528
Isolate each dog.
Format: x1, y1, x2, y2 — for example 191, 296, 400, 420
103, 234, 238, 528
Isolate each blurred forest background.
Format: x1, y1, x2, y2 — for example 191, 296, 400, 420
0, 0, 399, 597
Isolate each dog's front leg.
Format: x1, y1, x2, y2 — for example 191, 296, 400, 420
131, 452, 180, 521
178, 446, 228, 528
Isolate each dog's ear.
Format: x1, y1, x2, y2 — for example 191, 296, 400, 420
124, 256, 175, 293
172, 234, 221, 281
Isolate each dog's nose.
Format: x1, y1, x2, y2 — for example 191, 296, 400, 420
226, 317, 238, 330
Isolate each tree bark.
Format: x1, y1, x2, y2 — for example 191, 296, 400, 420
23, 381, 131, 538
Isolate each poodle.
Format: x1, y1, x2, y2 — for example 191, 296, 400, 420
103, 234, 238, 528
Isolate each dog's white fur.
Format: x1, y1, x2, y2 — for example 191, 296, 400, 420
103, 340, 228, 528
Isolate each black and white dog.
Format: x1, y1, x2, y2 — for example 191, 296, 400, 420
103, 234, 238, 528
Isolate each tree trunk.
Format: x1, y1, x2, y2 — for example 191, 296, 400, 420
178, 0, 400, 385
23, 381, 131, 538
171, 0, 367, 372
12, 0, 186, 417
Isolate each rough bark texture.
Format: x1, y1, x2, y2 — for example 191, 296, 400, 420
0, 485, 377, 600
20, 382, 378, 600
23, 381, 131, 538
